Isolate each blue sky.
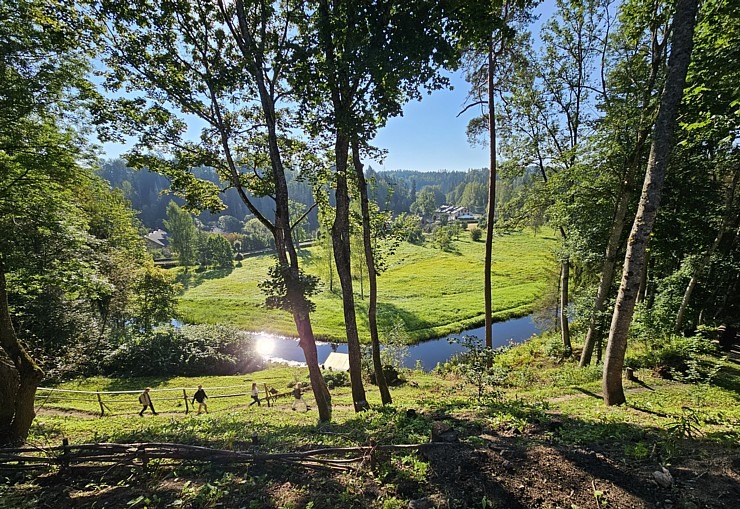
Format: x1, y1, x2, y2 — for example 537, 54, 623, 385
99, 70, 489, 173
368, 0, 558, 173
367, 71, 490, 173
99, 3, 556, 173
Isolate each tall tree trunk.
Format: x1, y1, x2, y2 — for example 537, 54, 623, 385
0, 352, 18, 434
560, 256, 572, 357
294, 311, 332, 417
580, 19, 666, 366
484, 42, 497, 350
531, 151, 574, 355
315, 0, 368, 412
603, 0, 698, 406
636, 249, 651, 305
223, 0, 332, 422
675, 166, 740, 332
352, 139, 391, 405
0, 259, 45, 445
580, 185, 632, 366
332, 135, 369, 412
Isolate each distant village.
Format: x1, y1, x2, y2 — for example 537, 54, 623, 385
144, 203, 482, 261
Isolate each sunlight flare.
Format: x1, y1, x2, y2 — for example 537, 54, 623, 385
255, 333, 275, 357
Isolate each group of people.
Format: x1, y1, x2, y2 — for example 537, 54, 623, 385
138, 384, 209, 416
136, 382, 310, 416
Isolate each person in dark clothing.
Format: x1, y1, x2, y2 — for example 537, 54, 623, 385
138, 387, 157, 416
249, 382, 261, 406
192, 385, 208, 414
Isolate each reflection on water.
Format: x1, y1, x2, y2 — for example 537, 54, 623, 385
251, 315, 540, 371
254, 333, 275, 356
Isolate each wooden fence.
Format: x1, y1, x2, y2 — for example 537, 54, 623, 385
0, 440, 447, 473
35, 383, 300, 417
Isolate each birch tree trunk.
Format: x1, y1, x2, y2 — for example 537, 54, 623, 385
603, 0, 699, 406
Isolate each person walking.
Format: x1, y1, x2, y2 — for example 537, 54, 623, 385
249, 383, 261, 407
291, 382, 309, 412
138, 387, 157, 416
192, 384, 209, 414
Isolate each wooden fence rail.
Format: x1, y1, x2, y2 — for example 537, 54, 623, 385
35, 383, 300, 416
0, 441, 448, 473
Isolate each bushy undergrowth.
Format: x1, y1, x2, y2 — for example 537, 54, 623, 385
435, 337, 510, 400
322, 370, 350, 389
626, 332, 720, 382
103, 324, 263, 377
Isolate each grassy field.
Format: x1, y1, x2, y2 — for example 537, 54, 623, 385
178, 229, 558, 341
16, 337, 739, 508
30, 347, 740, 448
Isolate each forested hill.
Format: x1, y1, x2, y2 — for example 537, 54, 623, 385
98, 158, 317, 232
99, 160, 518, 232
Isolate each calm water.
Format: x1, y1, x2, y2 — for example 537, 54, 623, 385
251, 315, 540, 371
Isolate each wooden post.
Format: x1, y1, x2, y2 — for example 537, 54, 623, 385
183, 389, 189, 414
263, 383, 270, 407
138, 446, 149, 470
97, 392, 104, 416
625, 367, 635, 381
61, 438, 70, 472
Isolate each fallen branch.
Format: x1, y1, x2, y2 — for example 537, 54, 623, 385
0, 441, 458, 473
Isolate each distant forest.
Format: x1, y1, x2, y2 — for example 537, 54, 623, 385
98, 159, 533, 234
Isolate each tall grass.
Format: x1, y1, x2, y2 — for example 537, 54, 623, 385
179, 229, 558, 341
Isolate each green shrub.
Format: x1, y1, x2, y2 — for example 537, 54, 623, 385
322, 370, 349, 389
103, 324, 263, 377
438, 336, 508, 401
470, 227, 482, 242
543, 335, 566, 359
626, 333, 719, 382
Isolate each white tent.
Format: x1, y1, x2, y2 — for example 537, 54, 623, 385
322, 352, 350, 372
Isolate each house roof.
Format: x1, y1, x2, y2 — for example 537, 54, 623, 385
145, 229, 169, 248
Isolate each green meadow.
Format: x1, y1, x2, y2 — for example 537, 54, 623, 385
179, 229, 559, 342
29, 353, 740, 449
15, 334, 738, 509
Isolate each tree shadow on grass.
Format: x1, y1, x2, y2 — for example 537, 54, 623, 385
573, 387, 602, 399
419, 400, 739, 508
101, 377, 171, 392
177, 266, 234, 290
372, 302, 436, 339
714, 363, 740, 399
22, 399, 740, 509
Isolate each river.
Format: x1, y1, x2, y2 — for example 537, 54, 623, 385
250, 315, 541, 371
